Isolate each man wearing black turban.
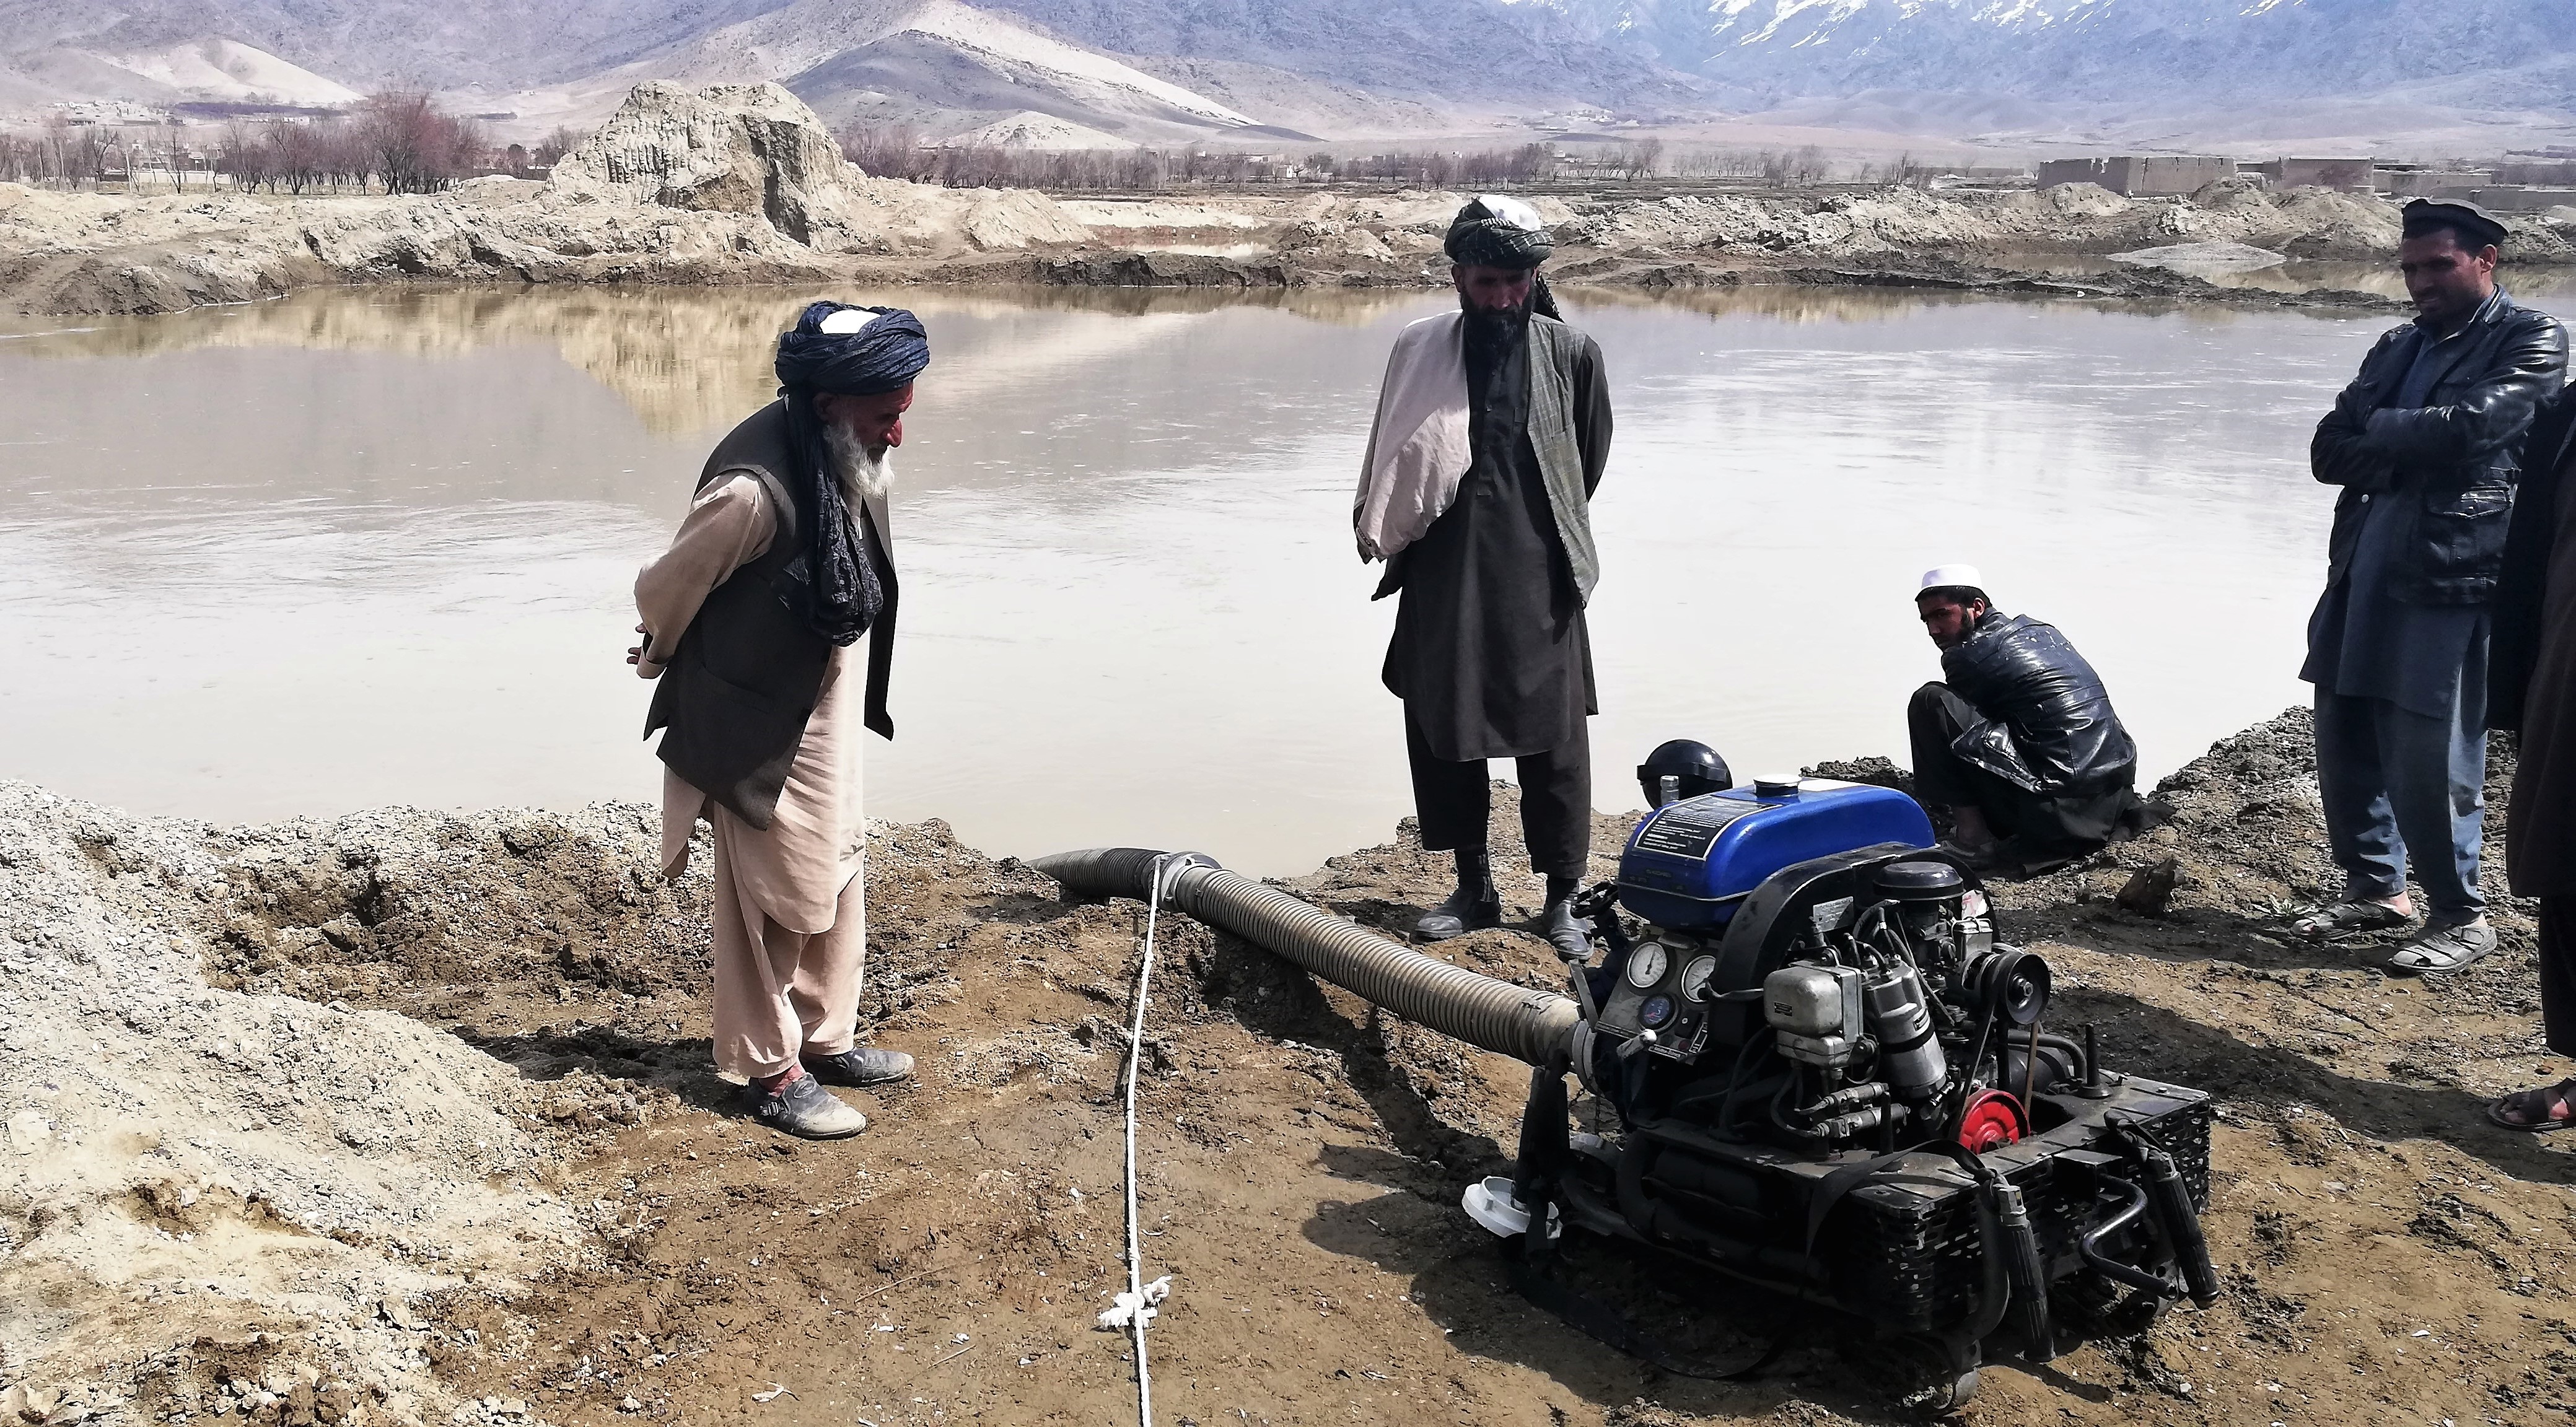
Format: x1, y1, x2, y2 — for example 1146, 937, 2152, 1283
629, 300, 927, 1139
1358, 194, 1614, 958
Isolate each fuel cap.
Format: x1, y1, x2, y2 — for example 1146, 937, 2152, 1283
1752, 775, 1801, 798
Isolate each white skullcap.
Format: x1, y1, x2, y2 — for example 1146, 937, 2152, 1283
1472, 193, 1548, 235
1919, 564, 1985, 592
817, 308, 880, 335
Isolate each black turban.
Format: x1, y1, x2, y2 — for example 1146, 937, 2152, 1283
775, 301, 931, 394
772, 301, 932, 647
1444, 194, 1554, 270
2402, 198, 2509, 252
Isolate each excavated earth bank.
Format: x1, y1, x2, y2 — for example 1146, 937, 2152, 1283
7, 81, 2570, 321
9, 710, 2576, 1426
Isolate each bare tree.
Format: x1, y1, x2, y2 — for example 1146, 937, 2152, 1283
533, 124, 584, 168
360, 90, 485, 194
217, 121, 268, 191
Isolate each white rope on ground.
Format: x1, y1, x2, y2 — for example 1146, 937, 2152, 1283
1101, 852, 1177, 1427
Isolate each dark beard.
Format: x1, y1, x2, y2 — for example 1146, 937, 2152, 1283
1461, 297, 1530, 348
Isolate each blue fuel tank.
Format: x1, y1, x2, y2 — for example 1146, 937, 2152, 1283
1616, 778, 1935, 931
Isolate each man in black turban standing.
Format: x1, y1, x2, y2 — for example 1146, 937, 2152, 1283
628, 301, 924, 1139
1356, 196, 1613, 957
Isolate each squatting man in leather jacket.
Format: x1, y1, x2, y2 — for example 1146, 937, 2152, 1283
2296, 199, 2569, 974
1908, 565, 2147, 876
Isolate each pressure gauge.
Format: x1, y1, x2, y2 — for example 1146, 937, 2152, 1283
1680, 956, 1718, 1002
1625, 941, 1670, 989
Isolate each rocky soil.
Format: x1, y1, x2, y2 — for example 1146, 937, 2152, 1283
7, 82, 2564, 321
11, 708, 2576, 1426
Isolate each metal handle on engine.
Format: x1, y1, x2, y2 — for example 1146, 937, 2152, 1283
2080, 1174, 2181, 1298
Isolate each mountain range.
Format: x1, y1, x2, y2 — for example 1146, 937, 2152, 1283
2, 0, 2572, 155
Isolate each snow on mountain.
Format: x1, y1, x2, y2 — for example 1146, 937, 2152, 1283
965, 0, 1706, 111
1528, 0, 2576, 111
611, 0, 1260, 138
0, 0, 2570, 149
939, 110, 1139, 147
97, 38, 363, 106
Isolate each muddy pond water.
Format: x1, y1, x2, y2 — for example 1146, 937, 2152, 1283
6, 278, 2564, 874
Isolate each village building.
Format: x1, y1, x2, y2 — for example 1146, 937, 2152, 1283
2035, 154, 2231, 196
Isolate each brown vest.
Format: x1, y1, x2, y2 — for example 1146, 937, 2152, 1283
643, 402, 898, 829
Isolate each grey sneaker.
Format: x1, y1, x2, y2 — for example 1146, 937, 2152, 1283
805, 1046, 914, 1087
1416, 883, 1502, 941
2385, 918, 2499, 975
743, 1073, 869, 1139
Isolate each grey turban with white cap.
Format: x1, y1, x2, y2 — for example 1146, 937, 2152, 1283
1444, 193, 1554, 270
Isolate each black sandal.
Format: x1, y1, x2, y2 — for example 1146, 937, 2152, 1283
2290, 898, 2411, 938
2489, 1078, 2576, 1132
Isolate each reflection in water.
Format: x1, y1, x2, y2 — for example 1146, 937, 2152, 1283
1997, 255, 2576, 305
0, 282, 2434, 872
0, 286, 1437, 437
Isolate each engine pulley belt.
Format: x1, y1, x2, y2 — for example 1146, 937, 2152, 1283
1504, 1254, 1782, 1382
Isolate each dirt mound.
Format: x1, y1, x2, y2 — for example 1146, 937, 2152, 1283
0, 783, 659, 1426
19, 141, 2572, 318
548, 82, 862, 245
0, 84, 1094, 316
1029, 251, 1294, 287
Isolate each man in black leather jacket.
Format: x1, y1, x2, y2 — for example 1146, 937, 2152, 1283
2298, 199, 2568, 973
1908, 566, 2145, 875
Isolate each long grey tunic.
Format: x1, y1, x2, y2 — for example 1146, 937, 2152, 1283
1380, 315, 1612, 762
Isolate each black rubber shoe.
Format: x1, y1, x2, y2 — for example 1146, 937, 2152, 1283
1537, 896, 1594, 961
1416, 883, 1502, 941
742, 1073, 868, 1139
804, 1046, 915, 1087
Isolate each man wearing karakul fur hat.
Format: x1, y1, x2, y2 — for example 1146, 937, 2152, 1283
628, 301, 922, 1140
2297, 198, 2566, 974
1356, 195, 1613, 958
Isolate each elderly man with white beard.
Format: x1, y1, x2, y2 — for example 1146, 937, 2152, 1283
627, 301, 921, 1140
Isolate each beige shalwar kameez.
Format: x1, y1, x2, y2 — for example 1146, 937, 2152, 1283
634, 473, 874, 1081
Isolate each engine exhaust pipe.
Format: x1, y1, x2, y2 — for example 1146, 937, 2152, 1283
1034, 847, 1582, 1067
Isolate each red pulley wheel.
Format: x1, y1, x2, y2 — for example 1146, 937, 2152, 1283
1956, 1089, 2028, 1153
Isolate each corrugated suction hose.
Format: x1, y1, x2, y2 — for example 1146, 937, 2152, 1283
1035, 847, 1583, 1068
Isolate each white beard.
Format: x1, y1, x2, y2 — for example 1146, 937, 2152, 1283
823, 421, 895, 504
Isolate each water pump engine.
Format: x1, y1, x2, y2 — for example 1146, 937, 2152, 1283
1505, 771, 2217, 1407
